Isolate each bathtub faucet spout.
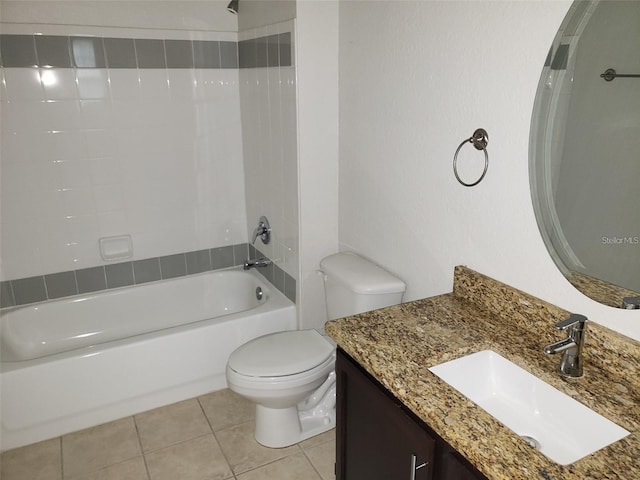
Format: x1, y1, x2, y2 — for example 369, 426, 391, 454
243, 258, 272, 270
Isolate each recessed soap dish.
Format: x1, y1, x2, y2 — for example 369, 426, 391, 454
99, 235, 133, 261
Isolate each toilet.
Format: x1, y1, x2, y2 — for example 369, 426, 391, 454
225, 252, 406, 448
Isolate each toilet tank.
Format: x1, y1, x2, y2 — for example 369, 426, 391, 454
320, 252, 406, 321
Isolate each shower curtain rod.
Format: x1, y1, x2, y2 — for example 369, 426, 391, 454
600, 68, 640, 82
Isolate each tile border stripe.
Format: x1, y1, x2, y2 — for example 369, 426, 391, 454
0, 243, 295, 308
0, 33, 293, 69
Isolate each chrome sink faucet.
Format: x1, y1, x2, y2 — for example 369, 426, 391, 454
622, 296, 640, 309
544, 314, 587, 378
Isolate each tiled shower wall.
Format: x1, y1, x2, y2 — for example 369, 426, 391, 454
0, 29, 247, 283
239, 20, 299, 294
1, 24, 298, 306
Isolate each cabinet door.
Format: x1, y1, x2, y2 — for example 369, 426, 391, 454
336, 350, 435, 480
439, 450, 488, 480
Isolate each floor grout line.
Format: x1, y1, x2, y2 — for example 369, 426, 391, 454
58, 436, 64, 480
196, 395, 243, 477
131, 414, 152, 480
301, 448, 325, 480
141, 431, 213, 455
2, 389, 336, 480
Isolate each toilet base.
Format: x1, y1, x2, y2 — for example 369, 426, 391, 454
254, 372, 336, 448
254, 405, 335, 448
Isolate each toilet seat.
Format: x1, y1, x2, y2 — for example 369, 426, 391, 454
226, 354, 335, 392
227, 330, 334, 378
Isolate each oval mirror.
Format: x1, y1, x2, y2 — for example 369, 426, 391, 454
529, 0, 640, 309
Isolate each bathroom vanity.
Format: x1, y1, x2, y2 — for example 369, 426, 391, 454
336, 348, 487, 480
326, 266, 640, 480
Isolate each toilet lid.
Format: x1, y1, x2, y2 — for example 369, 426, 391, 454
228, 330, 334, 377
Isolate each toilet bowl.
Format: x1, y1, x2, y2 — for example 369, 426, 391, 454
226, 329, 336, 448
226, 251, 406, 448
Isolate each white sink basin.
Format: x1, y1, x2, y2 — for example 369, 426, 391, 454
429, 350, 630, 465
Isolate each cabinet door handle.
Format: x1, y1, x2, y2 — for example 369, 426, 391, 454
410, 453, 428, 480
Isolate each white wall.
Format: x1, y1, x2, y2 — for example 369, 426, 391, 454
238, 0, 296, 31
296, 1, 339, 330
0, 1, 237, 32
338, 0, 640, 341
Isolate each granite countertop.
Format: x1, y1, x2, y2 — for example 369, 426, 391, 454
325, 266, 640, 480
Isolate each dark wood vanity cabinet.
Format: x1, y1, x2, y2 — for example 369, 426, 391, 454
336, 349, 488, 480
438, 449, 488, 480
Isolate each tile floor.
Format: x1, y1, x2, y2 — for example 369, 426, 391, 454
0, 389, 336, 480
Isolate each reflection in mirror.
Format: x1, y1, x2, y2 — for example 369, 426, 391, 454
529, 0, 640, 309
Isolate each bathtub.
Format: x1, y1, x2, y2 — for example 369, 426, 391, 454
0, 268, 296, 451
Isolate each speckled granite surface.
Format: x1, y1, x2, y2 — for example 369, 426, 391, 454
325, 266, 640, 480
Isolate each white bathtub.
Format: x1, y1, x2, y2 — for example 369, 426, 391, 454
0, 268, 296, 451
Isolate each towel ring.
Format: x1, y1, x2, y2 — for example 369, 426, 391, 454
453, 128, 489, 187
